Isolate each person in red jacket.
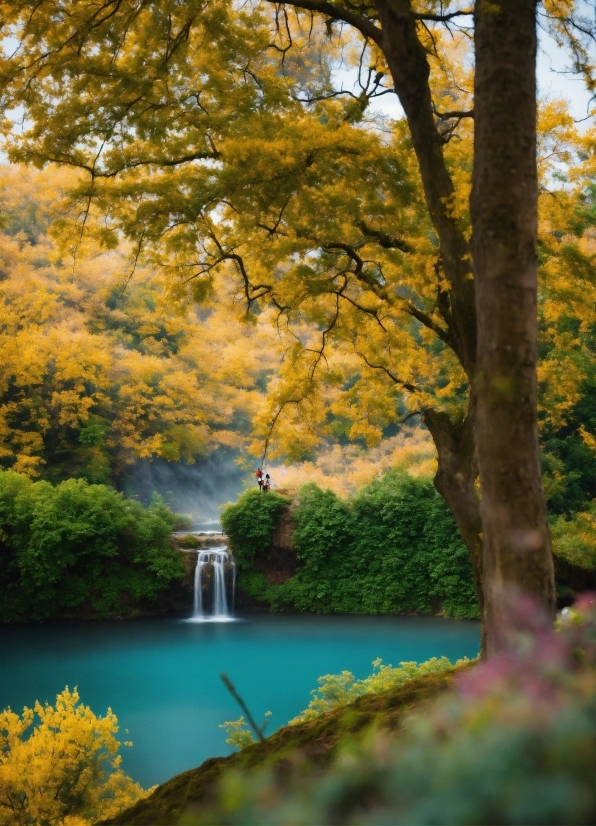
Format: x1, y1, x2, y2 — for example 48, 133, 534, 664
255, 468, 263, 489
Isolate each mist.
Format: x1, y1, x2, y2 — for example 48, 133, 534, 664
122, 449, 252, 529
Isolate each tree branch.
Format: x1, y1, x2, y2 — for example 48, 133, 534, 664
337, 293, 387, 330
357, 220, 413, 253
405, 302, 454, 348
433, 108, 474, 120
265, 0, 382, 45
412, 9, 473, 22
321, 241, 391, 301
356, 350, 419, 392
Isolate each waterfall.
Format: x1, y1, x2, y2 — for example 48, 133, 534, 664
190, 547, 236, 622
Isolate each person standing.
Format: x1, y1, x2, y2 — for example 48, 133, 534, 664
255, 468, 263, 489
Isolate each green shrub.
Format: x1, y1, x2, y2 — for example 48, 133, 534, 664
291, 655, 474, 723
292, 483, 353, 571
0, 470, 184, 621
234, 571, 276, 607
218, 657, 469, 752
218, 716, 257, 751
550, 502, 596, 570
221, 489, 290, 571
291, 474, 477, 617
178, 534, 201, 549
223, 472, 479, 618
219, 711, 272, 751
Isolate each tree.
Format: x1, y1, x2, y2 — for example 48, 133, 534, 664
0, 687, 150, 825
0, 164, 276, 483
0, 469, 185, 621
471, 0, 553, 650
0, 0, 592, 651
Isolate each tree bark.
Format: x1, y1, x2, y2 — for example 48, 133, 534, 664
374, 0, 477, 380
471, 0, 556, 654
423, 402, 486, 654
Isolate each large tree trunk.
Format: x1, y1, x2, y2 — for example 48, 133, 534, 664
423, 403, 486, 654
471, 0, 556, 654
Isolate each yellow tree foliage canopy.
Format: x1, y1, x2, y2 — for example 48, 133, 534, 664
0, 4, 591, 467
0, 164, 280, 482
0, 687, 151, 826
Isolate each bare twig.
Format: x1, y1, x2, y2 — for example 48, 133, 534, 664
220, 674, 266, 742
356, 350, 419, 393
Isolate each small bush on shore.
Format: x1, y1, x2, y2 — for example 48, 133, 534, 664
220, 488, 290, 571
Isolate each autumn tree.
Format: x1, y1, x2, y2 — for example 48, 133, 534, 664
0, 165, 277, 482
0, 0, 593, 651
0, 687, 150, 825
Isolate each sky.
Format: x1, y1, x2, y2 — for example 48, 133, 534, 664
368, 33, 596, 127
365, 12, 595, 124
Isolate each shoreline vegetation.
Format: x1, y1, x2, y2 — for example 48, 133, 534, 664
102, 661, 471, 826
0, 469, 188, 623
1, 599, 593, 825
222, 474, 594, 619
0, 467, 593, 625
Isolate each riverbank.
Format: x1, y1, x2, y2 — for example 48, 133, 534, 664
101, 598, 596, 826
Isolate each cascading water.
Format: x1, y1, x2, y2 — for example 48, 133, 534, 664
190, 546, 236, 622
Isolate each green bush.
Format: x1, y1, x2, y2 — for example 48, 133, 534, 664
291, 655, 474, 723
550, 502, 596, 570
223, 472, 479, 618
0, 470, 184, 621
221, 489, 290, 571
178, 534, 201, 549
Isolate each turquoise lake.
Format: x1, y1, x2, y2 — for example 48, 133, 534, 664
0, 614, 480, 787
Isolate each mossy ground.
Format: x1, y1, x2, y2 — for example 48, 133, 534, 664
102, 667, 468, 825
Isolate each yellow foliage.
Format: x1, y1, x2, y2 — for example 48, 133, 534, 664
0, 687, 151, 826
0, 10, 591, 479
0, 165, 280, 478
271, 427, 436, 496
550, 503, 596, 570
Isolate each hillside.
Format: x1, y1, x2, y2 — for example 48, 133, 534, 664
102, 668, 463, 825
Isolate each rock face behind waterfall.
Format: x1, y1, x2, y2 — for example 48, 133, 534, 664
154, 551, 196, 614
254, 501, 297, 585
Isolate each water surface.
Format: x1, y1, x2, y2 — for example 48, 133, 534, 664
0, 614, 479, 787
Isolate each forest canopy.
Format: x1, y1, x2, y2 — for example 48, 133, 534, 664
0, 165, 279, 484
0, 164, 591, 522
0, 2, 591, 466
